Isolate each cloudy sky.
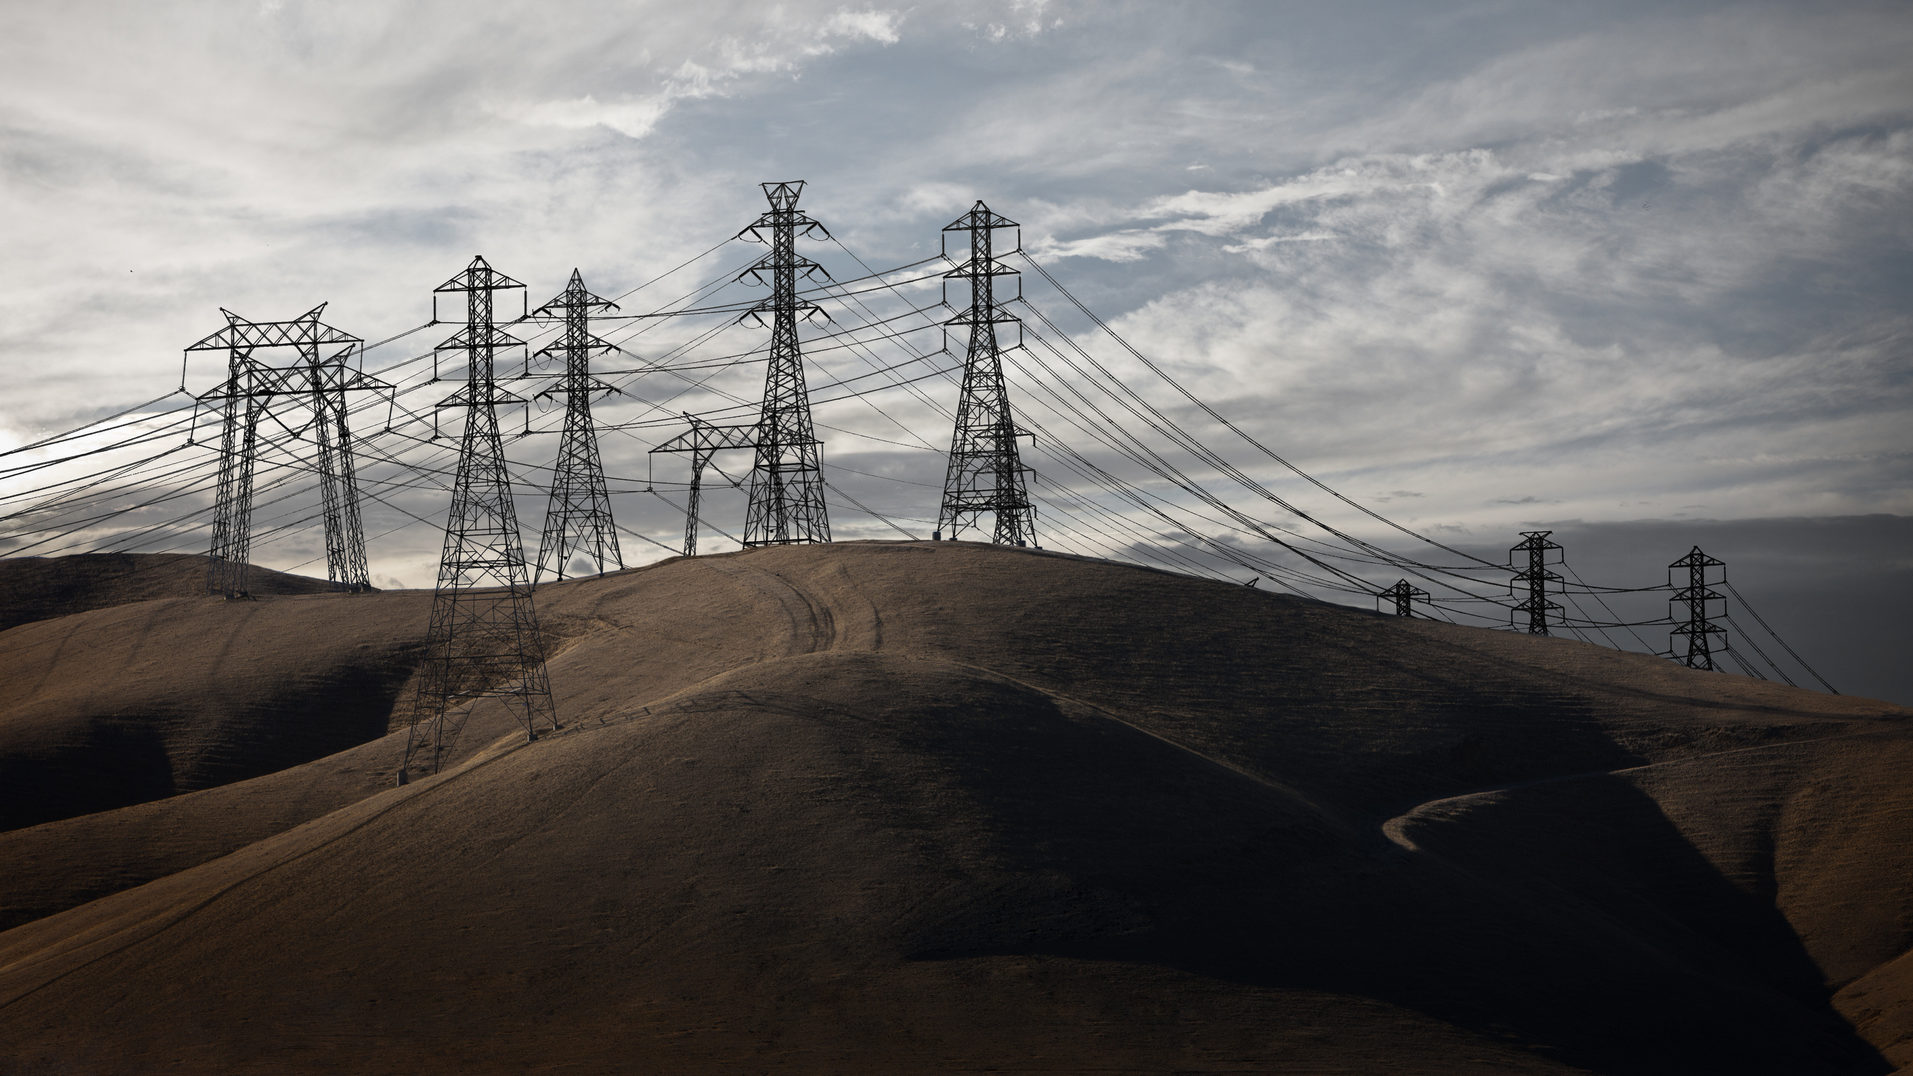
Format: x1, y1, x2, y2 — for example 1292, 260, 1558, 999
2, 1, 1909, 701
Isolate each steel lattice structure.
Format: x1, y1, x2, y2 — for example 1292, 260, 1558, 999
738, 181, 831, 546
403, 256, 557, 778
936, 201, 1038, 547
1508, 530, 1564, 635
531, 269, 623, 583
1669, 545, 1728, 670
651, 416, 759, 557
188, 304, 386, 597
1378, 579, 1429, 617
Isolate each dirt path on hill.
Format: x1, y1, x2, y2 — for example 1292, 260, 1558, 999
1380, 731, 1876, 854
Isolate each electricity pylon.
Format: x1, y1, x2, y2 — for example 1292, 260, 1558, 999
1669, 545, 1727, 670
936, 201, 1037, 547
188, 304, 386, 597
650, 415, 759, 557
531, 269, 622, 583
404, 256, 557, 779
1378, 579, 1429, 617
738, 181, 830, 546
1509, 530, 1563, 635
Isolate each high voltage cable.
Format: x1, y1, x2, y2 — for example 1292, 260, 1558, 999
0, 223, 1841, 695
1022, 405, 1367, 594
0, 391, 196, 465
1021, 251, 1512, 573
0, 430, 198, 513
1009, 316, 1408, 595
1015, 296, 1505, 596
1, 233, 794, 563
577, 306, 944, 378
606, 235, 736, 304
784, 246, 1308, 585
1028, 471, 1242, 584
1013, 297, 1490, 590
801, 245, 1405, 597
1009, 325, 1441, 593
1724, 614, 1797, 687
593, 261, 946, 322
1724, 580, 1837, 693
821, 479, 918, 540
1560, 560, 1661, 651
624, 232, 1255, 582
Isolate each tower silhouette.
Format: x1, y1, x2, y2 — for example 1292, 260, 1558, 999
404, 256, 556, 778
1378, 579, 1429, 617
738, 181, 831, 546
189, 304, 381, 597
531, 270, 622, 583
936, 201, 1037, 547
1669, 545, 1727, 670
1509, 530, 1563, 635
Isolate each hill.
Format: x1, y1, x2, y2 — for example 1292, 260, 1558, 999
1, 542, 1909, 1073
0, 551, 337, 633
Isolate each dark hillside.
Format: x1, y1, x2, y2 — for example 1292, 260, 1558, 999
0, 552, 335, 632
1, 542, 1907, 1073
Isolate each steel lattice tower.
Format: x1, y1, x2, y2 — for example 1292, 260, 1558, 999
189, 304, 382, 597
204, 338, 262, 599
1508, 530, 1564, 635
531, 270, 623, 583
404, 256, 557, 779
1669, 545, 1728, 670
1378, 579, 1429, 617
937, 201, 1037, 547
651, 415, 759, 557
738, 181, 831, 546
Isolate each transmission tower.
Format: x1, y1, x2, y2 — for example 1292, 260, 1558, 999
1669, 545, 1727, 670
531, 269, 623, 583
738, 181, 831, 546
651, 415, 759, 557
1508, 530, 1564, 635
404, 256, 557, 779
189, 304, 386, 597
1378, 579, 1429, 617
936, 201, 1038, 547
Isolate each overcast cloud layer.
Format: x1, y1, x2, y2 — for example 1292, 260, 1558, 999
2, 1, 1909, 701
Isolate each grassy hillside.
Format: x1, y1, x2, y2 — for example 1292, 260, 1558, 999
0, 542, 1907, 1073
0, 552, 337, 632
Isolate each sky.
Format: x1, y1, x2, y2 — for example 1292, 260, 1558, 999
1, 1, 1909, 702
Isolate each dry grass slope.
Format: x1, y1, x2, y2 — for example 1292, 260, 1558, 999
1, 542, 1909, 1074
0, 552, 334, 633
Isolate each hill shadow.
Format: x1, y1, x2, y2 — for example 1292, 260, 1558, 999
0, 660, 414, 832
885, 675, 1887, 1074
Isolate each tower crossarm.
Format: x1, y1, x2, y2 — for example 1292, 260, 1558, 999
651, 421, 763, 456
651, 417, 765, 558
184, 303, 361, 354
186, 303, 380, 596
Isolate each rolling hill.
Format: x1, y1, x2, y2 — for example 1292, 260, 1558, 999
1, 541, 1909, 1073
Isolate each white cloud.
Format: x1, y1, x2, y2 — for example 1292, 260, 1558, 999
508, 95, 673, 139
1029, 231, 1166, 263
824, 8, 903, 44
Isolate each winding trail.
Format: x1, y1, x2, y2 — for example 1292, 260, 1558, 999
1380, 731, 1875, 854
